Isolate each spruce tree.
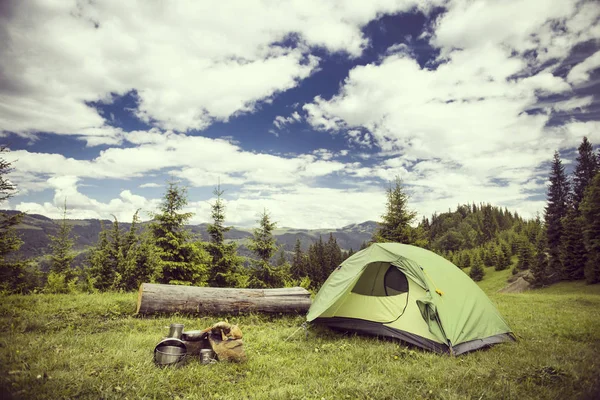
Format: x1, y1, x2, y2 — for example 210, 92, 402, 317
89, 221, 112, 290
149, 181, 210, 285
0, 146, 39, 293
530, 233, 549, 287
122, 230, 162, 290
248, 209, 283, 288
49, 201, 76, 279
122, 209, 140, 257
496, 241, 511, 271
544, 151, 569, 282
560, 204, 586, 280
516, 236, 534, 271
580, 172, 600, 284
206, 184, 243, 287
291, 238, 306, 279
373, 176, 417, 244
481, 205, 499, 242
107, 215, 125, 289
573, 137, 598, 211
469, 255, 485, 282
308, 236, 327, 287
325, 233, 343, 275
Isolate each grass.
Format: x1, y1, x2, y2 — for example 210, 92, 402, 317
1, 270, 600, 399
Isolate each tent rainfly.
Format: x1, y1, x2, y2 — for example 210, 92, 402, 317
307, 243, 515, 355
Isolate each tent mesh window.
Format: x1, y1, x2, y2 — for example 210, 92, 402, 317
352, 262, 409, 297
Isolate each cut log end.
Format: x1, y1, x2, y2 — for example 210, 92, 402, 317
136, 283, 145, 314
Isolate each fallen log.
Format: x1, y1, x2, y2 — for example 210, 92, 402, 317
136, 283, 312, 315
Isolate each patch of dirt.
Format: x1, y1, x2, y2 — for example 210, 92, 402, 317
499, 276, 531, 293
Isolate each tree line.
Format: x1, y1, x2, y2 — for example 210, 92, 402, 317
368, 137, 600, 287
1, 136, 599, 294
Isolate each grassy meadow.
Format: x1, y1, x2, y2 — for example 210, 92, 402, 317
1, 267, 599, 400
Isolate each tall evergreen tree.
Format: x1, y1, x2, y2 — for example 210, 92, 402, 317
290, 238, 306, 279
560, 204, 586, 280
248, 209, 283, 288
530, 233, 549, 287
121, 230, 162, 290
122, 209, 140, 257
481, 205, 499, 242
106, 215, 125, 288
573, 137, 598, 211
0, 146, 39, 293
89, 221, 112, 290
580, 172, 600, 284
325, 233, 343, 275
544, 151, 569, 282
516, 236, 534, 271
149, 181, 210, 285
308, 236, 327, 287
49, 201, 76, 280
373, 176, 418, 244
206, 184, 243, 287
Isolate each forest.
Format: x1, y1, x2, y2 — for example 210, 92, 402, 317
1, 136, 599, 295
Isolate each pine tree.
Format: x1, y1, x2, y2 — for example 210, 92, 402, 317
122, 230, 162, 290
573, 137, 598, 211
530, 233, 549, 287
580, 172, 600, 284
0, 146, 40, 293
544, 151, 569, 282
481, 205, 499, 242
373, 176, 418, 244
560, 204, 586, 280
89, 221, 112, 290
308, 236, 327, 287
496, 242, 512, 271
49, 201, 76, 279
149, 181, 210, 285
469, 255, 485, 282
106, 215, 125, 289
206, 184, 244, 287
248, 209, 283, 288
516, 236, 534, 271
325, 233, 343, 275
290, 238, 306, 279
122, 209, 140, 257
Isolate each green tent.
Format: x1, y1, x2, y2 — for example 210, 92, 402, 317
307, 243, 515, 355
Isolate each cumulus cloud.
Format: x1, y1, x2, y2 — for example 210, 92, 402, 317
303, 0, 600, 218
0, 0, 432, 143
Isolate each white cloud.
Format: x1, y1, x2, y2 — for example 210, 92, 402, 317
139, 183, 162, 188
5, 130, 362, 199
15, 176, 160, 222
550, 96, 594, 112
567, 50, 600, 85
0, 0, 434, 142
302, 0, 600, 219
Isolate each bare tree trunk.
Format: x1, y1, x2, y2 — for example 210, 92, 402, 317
136, 283, 312, 315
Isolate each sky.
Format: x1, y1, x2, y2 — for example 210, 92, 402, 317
1, 0, 600, 229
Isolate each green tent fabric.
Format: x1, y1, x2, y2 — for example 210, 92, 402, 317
307, 243, 515, 355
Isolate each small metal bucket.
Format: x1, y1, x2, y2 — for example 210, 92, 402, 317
154, 338, 187, 367
168, 323, 184, 339
200, 348, 216, 364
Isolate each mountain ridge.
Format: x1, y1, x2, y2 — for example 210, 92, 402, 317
2, 210, 378, 262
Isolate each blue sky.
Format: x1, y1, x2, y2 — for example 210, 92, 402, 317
1, 0, 599, 228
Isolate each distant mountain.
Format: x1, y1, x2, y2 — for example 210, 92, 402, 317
3, 210, 378, 264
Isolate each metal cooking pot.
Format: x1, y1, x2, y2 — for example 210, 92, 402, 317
182, 330, 207, 341
154, 338, 187, 367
